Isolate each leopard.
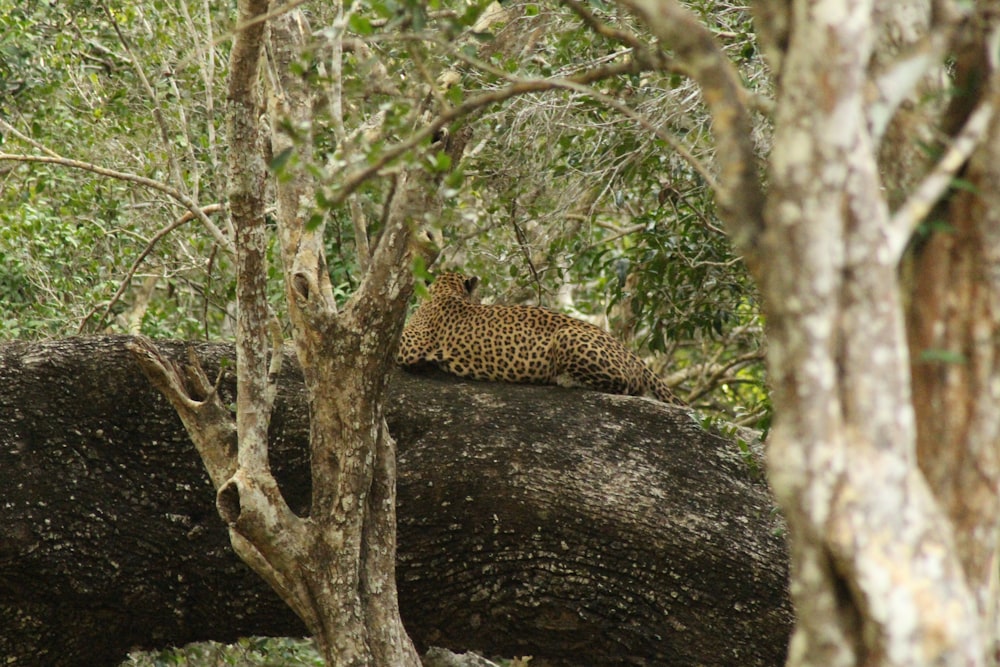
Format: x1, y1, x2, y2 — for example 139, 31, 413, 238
396, 272, 682, 405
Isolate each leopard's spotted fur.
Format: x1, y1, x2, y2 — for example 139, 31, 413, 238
396, 272, 681, 405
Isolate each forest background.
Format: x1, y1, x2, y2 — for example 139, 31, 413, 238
3, 0, 1000, 666
1, 1, 769, 664
0, 0, 766, 424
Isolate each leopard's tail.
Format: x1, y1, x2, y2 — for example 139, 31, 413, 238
642, 366, 685, 406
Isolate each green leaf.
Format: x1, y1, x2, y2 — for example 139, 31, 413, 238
445, 84, 464, 105
435, 151, 451, 171
370, 0, 397, 19
915, 219, 954, 238
919, 348, 967, 364
269, 146, 294, 174
306, 212, 325, 231
950, 177, 980, 195
412, 255, 431, 299
444, 168, 464, 190
348, 14, 373, 35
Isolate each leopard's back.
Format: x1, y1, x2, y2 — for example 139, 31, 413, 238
396, 272, 681, 405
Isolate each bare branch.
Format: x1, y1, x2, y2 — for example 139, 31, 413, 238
167, 0, 312, 77
393, 28, 720, 188
547, 77, 720, 191
866, 0, 974, 145
867, 32, 951, 142
562, 0, 668, 71
685, 349, 767, 403
328, 60, 687, 209
888, 94, 996, 258
0, 127, 233, 254
616, 0, 765, 268
99, 0, 186, 189
268, 9, 340, 327
126, 336, 237, 488
78, 204, 224, 334
320, 5, 372, 270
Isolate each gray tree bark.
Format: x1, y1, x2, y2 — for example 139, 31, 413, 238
0, 336, 790, 667
621, 2, 1000, 664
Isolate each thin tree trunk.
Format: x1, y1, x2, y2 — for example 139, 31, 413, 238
128, 2, 427, 664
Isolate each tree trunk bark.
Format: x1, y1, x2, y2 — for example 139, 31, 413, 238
905, 14, 1000, 649
754, 2, 990, 665
624, 0, 996, 663
0, 336, 791, 667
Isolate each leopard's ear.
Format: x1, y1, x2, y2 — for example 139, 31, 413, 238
464, 276, 479, 295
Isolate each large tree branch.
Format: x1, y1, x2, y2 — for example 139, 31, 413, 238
0, 336, 791, 667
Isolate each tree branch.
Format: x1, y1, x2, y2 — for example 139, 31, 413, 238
99, 0, 186, 189
617, 0, 766, 269
77, 204, 224, 333
326, 63, 667, 209
0, 336, 791, 667
126, 336, 237, 487
888, 93, 996, 258
321, 3, 373, 271
0, 142, 232, 253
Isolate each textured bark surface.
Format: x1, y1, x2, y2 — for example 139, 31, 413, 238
756, 2, 985, 663
205, 3, 440, 663
905, 15, 1000, 638
0, 336, 791, 667
627, 1, 999, 665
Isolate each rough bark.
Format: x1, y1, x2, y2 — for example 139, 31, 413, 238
171, 2, 445, 664
756, 3, 986, 665
628, 1, 999, 665
0, 336, 791, 667
905, 11, 1000, 646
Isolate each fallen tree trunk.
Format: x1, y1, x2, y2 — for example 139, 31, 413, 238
0, 336, 791, 666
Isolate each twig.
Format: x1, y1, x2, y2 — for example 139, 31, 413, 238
203, 242, 219, 339
561, 0, 665, 70
509, 203, 542, 293
617, 0, 765, 268
77, 204, 224, 333
100, 0, 186, 188
166, 0, 311, 77
685, 349, 766, 403
323, 3, 371, 269
548, 78, 719, 192
888, 94, 995, 258
350, 21, 713, 205
327, 54, 713, 209
0, 143, 232, 253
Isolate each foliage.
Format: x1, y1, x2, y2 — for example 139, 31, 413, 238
0, 0, 768, 421
123, 638, 532, 667
2, 0, 774, 663
122, 637, 324, 667
0, 0, 236, 339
